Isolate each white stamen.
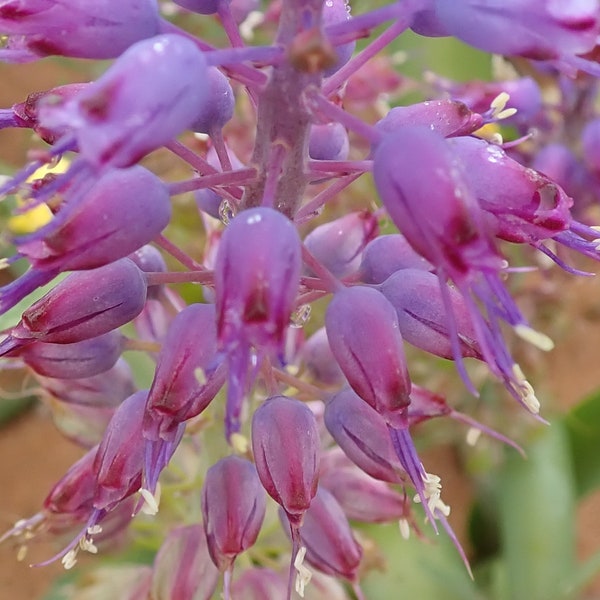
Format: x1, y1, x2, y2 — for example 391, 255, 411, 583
0, 258, 10, 271
466, 427, 482, 447
79, 537, 98, 554
413, 472, 451, 520
489, 132, 504, 145
61, 549, 78, 570
193, 132, 209, 142
294, 546, 312, 597
514, 324, 555, 351
495, 107, 518, 120
16, 545, 27, 562
194, 367, 207, 386
512, 364, 541, 414
490, 92, 510, 114
139, 486, 160, 515
87, 525, 103, 536
239, 11, 264, 41
230, 432, 249, 454
399, 518, 411, 540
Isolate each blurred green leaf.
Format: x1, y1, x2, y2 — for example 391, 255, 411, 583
361, 522, 483, 600
498, 423, 576, 600
564, 389, 600, 497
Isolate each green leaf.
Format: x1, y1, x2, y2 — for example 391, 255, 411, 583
361, 522, 484, 600
564, 389, 600, 497
498, 423, 576, 600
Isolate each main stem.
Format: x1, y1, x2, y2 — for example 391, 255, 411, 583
242, 0, 325, 218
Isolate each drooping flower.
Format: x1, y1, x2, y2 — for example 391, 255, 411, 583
215, 207, 301, 437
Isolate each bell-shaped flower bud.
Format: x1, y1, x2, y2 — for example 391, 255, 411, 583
322, 0, 356, 76
15, 331, 124, 379
35, 357, 136, 408
324, 388, 405, 484
39, 34, 208, 170
190, 67, 235, 135
309, 122, 349, 161
129, 244, 168, 301
251, 395, 320, 527
93, 390, 148, 511
201, 456, 266, 571
0, 258, 147, 355
301, 327, 345, 386
151, 524, 220, 600
379, 268, 481, 360
429, 0, 599, 66
359, 233, 433, 284
320, 462, 408, 523
325, 286, 411, 427
0, 0, 161, 62
216, 208, 301, 437
230, 568, 288, 600
374, 99, 483, 143
291, 487, 363, 581
304, 211, 378, 279
143, 303, 224, 442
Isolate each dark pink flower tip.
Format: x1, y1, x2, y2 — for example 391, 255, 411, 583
251, 395, 320, 525
17, 331, 124, 379
0, 258, 147, 355
446, 136, 572, 244
92, 390, 149, 511
12, 83, 89, 144
143, 303, 223, 442
151, 524, 220, 600
379, 268, 481, 360
293, 487, 363, 581
325, 285, 411, 426
0, 0, 161, 62
309, 122, 349, 161
323, 387, 406, 484
201, 455, 267, 570
303, 211, 378, 279
39, 34, 209, 170
359, 233, 433, 284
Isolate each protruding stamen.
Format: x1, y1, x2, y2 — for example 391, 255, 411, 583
230, 432, 249, 454
514, 324, 554, 351
240, 11, 264, 41
294, 545, 312, 598
398, 518, 410, 540
413, 472, 451, 519
61, 549, 78, 570
465, 427, 482, 447
194, 367, 207, 386
16, 545, 27, 562
139, 485, 161, 515
512, 364, 541, 414
490, 92, 509, 115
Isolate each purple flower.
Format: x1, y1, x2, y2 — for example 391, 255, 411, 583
143, 303, 224, 442
251, 395, 320, 527
0, 0, 161, 62
189, 67, 235, 135
201, 456, 266, 571
309, 122, 350, 161
0, 258, 147, 356
325, 285, 411, 427
215, 207, 301, 437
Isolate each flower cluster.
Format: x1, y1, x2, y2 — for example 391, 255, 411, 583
1, 0, 600, 598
